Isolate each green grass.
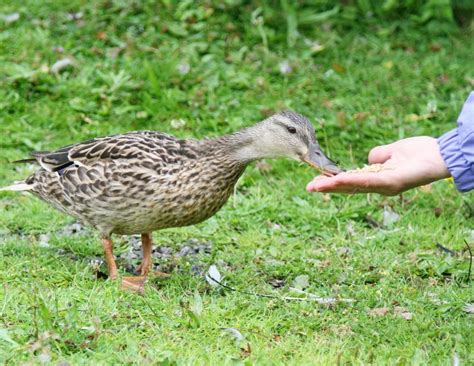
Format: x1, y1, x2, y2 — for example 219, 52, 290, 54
1, 1, 473, 364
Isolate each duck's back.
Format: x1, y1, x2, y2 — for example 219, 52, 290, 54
26, 131, 247, 236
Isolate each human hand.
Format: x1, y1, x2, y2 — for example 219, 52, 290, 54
306, 136, 451, 196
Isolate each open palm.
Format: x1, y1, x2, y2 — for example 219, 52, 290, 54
306, 137, 451, 196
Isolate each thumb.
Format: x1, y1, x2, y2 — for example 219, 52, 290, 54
368, 144, 394, 164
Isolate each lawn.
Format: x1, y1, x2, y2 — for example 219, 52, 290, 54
0, 1, 473, 364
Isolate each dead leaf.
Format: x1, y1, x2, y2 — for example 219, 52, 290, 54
240, 343, 252, 358
383, 206, 400, 226
419, 184, 432, 193
51, 58, 74, 73
2, 13, 20, 24
205, 265, 221, 287
190, 290, 203, 316
353, 112, 370, 121
404, 113, 422, 122
336, 111, 346, 127
394, 306, 413, 320
170, 119, 186, 129
322, 99, 333, 109
331, 63, 345, 73
221, 328, 245, 341
433, 207, 442, 217
256, 160, 272, 172
292, 275, 310, 290
463, 303, 474, 314
368, 307, 390, 317
121, 276, 146, 294
322, 194, 331, 203
430, 43, 442, 52
96, 31, 107, 40
269, 278, 285, 288
439, 74, 449, 84
107, 47, 124, 59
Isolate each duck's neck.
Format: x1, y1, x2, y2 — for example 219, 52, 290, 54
216, 122, 272, 163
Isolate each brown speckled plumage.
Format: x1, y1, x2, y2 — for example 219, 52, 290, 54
26, 131, 246, 236
3, 111, 341, 281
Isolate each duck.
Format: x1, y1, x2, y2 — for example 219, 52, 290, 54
1, 111, 341, 290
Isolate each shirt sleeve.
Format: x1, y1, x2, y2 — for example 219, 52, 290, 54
438, 91, 474, 192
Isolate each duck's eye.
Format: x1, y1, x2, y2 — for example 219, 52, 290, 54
287, 126, 297, 134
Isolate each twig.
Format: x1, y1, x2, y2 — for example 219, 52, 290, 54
206, 275, 355, 304
464, 240, 472, 283
436, 242, 456, 256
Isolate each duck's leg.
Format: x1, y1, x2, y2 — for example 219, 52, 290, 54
101, 237, 118, 280
138, 232, 170, 278
121, 233, 153, 293
136, 233, 153, 275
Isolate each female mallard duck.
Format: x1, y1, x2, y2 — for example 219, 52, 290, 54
2, 111, 341, 288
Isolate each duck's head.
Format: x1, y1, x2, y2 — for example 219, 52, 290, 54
232, 111, 342, 176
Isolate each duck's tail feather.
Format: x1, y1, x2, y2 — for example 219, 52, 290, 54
0, 181, 34, 191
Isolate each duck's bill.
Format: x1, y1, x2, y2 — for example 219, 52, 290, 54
303, 143, 344, 177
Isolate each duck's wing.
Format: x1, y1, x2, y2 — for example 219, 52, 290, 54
25, 131, 192, 172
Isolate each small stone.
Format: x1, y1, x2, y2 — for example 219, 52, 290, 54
159, 246, 173, 255
178, 246, 191, 257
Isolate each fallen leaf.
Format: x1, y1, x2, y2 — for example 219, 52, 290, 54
292, 274, 310, 290
0, 328, 18, 346
205, 265, 221, 287
337, 247, 351, 257
190, 290, 203, 316
331, 63, 345, 73
240, 343, 252, 358
268, 278, 285, 288
439, 74, 449, 84
51, 58, 74, 73
419, 184, 432, 193
383, 206, 400, 226
353, 112, 370, 121
453, 353, 460, 366
170, 119, 186, 129
336, 111, 346, 127
67, 12, 83, 21
463, 303, 474, 314
368, 307, 389, 317
2, 13, 20, 24
136, 111, 148, 119
310, 41, 325, 54
107, 47, 124, 59
322, 99, 333, 109
221, 328, 245, 341
394, 306, 413, 320
404, 113, 421, 122
96, 31, 107, 40
255, 160, 272, 172
430, 43, 442, 52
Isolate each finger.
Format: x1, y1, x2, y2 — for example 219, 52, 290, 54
368, 144, 394, 164
307, 172, 392, 194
